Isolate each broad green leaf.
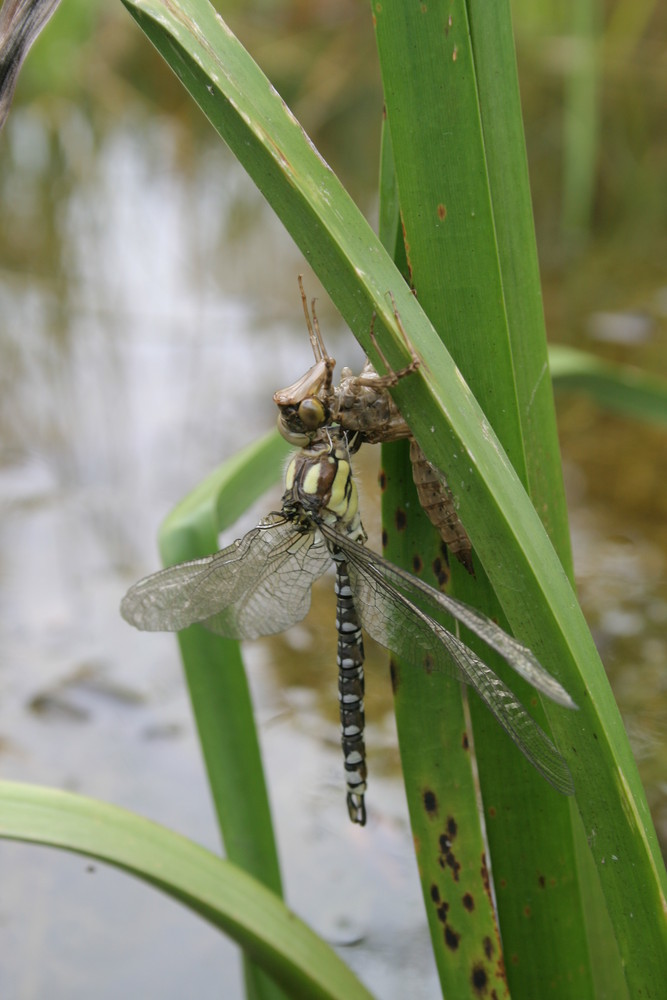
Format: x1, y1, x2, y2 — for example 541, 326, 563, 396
0, 782, 374, 1000
374, 2, 593, 994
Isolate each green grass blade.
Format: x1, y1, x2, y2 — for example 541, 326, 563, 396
0, 781, 374, 1000
158, 429, 291, 1000
374, 3, 593, 994
562, 0, 600, 240
467, 0, 575, 573
550, 345, 667, 424
378, 114, 511, 1000
380, 439, 511, 997
373, 1, 663, 997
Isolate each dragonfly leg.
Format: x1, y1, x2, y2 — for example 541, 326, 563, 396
297, 273, 333, 366
357, 303, 420, 392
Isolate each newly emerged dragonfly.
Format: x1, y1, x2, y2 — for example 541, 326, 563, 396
121, 426, 576, 824
273, 277, 475, 574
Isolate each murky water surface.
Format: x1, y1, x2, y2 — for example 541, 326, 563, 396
0, 111, 441, 998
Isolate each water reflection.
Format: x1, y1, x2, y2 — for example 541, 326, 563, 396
0, 110, 438, 997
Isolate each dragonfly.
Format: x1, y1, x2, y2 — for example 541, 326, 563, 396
121, 425, 576, 825
273, 277, 475, 574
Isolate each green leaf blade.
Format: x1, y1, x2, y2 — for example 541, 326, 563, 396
0, 782, 375, 1000
158, 430, 291, 1000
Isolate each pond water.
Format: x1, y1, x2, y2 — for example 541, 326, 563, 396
1, 15, 665, 999
0, 109, 442, 998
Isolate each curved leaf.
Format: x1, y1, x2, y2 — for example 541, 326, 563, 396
550, 345, 667, 425
0, 781, 374, 1000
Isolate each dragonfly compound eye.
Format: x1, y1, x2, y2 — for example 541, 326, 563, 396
297, 396, 327, 430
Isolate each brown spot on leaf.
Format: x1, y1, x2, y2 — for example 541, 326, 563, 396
423, 789, 438, 816
483, 936, 493, 960
430, 883, 440, 904
438, 834, 461, 882
432, 555, 450, 587
444, 925, 460, 950
378, 469, 387, 491
462, 892, 474, 912
381, 528, 388, 548
471, 963, 488, 995
412, 553, 423, 574
395, 507, 407, 531
437, 203, 447, 221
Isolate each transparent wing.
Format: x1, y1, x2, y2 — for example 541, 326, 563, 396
320, 524, 575, 794
335, 529, 574, 707
121, 513, 332, 639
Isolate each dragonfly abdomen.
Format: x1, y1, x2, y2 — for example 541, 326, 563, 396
333, 547, 367, 826
284, 434, 371, 822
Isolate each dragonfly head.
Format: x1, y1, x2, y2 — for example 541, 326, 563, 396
274, 357, 334, 445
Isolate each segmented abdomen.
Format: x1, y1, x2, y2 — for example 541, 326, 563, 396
332, 547, 367, 826
409, 439, 475, 576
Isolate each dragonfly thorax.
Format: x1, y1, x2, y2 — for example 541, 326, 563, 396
282, 436, 366, 544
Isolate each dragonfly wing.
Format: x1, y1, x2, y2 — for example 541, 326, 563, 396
121, 514, 332, 639
320, 525, 574, 794
421, 619, 575, 794
327, 527, 575, 708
